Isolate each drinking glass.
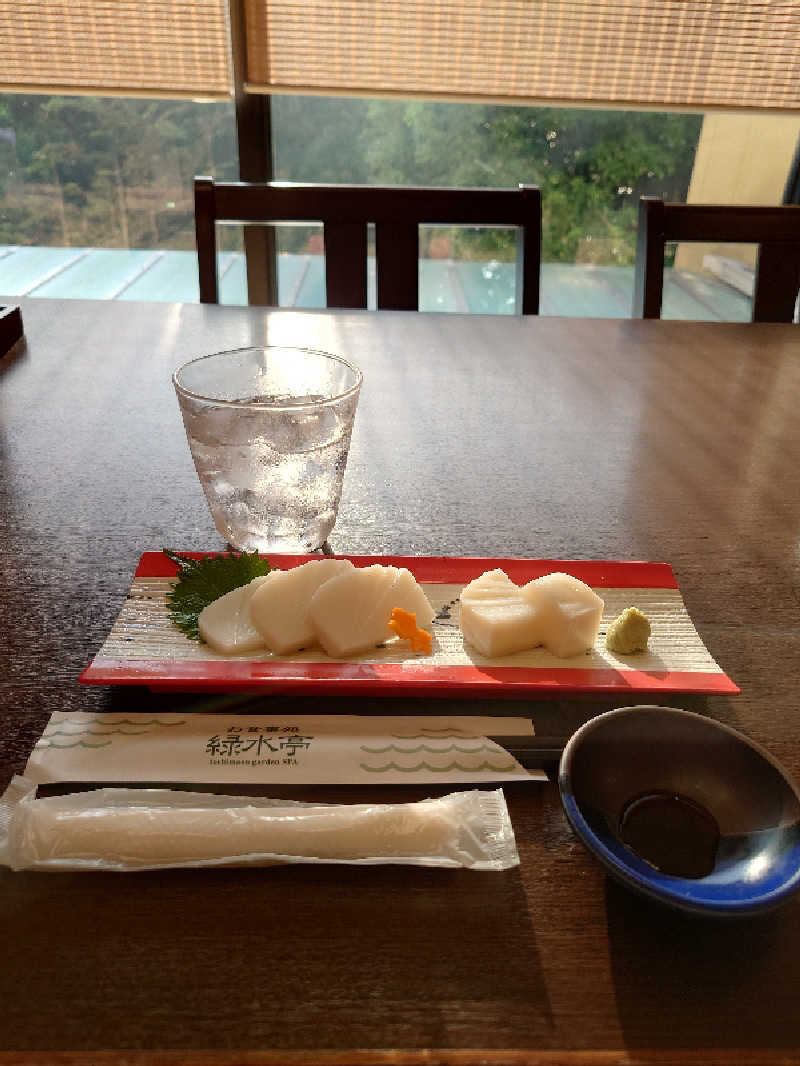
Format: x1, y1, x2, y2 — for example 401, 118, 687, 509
173, 346, 362, 552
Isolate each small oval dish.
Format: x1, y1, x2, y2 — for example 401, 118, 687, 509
558, 705, 800, 917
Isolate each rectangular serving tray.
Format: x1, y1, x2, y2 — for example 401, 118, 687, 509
79, 553, 739, 698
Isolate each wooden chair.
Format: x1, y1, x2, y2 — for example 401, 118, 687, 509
194, 177, 541, 313
633, 196, 800, 321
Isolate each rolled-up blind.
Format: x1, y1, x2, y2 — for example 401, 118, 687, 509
0, 1, 232, 98
244, 0, 800, 112
4, 1, 798, 110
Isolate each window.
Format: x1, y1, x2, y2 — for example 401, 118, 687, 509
3, 1, 799, 317
270, 95, 706, 316
0, 93, 238, 301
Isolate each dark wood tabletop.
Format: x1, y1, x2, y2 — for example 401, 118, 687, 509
1, 297, 800, 1066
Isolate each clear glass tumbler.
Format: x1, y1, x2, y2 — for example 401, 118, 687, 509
173, 346, 362, 552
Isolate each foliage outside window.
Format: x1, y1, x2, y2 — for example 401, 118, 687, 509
0, 95, 237, 249
1, 93, 700, 270
271, 97, 702, 265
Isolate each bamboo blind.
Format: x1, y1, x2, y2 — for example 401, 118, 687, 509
1, 1, 232, 98
244, 0, 800, 112
3, 1, 798, 110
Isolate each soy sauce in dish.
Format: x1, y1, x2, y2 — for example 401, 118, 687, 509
618, 791, 720, 879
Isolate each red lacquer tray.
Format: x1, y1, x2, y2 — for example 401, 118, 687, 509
79, 553, 739, 698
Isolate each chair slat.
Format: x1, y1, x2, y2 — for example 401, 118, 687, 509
375, 221, 418, 311
194, 176, 219, 304
324, 222, 368, 309
634, 197, 667, 320
664, 204, 800, 245
754, 243, 800, 322
518, 219, 541, 316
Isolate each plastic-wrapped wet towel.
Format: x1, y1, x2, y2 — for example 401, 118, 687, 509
0, 778, 519, 872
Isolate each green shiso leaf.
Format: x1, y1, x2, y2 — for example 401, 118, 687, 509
164, 549, 273, 642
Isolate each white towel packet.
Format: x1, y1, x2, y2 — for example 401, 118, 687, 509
0, 777, 519, 872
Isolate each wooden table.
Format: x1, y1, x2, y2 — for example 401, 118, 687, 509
2, 298, 800, 1066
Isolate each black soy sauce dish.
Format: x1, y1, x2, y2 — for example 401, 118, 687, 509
558, 705, 800, 917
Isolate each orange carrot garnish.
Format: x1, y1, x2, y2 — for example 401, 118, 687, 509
387, 607, 433, 654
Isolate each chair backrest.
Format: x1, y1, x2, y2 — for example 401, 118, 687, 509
194, 177, 541, 313
633, 196, 800, 322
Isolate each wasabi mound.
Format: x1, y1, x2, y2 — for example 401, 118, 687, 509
606, 606, 651, 654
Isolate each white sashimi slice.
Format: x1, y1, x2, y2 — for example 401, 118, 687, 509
340, 565, 438, 654
521, 572, 604, 658
309, 565, 399, 657
458, 568, 543, 657
248, 558, 355, 654
197, 576, 270, 655
373, 567, 437, 635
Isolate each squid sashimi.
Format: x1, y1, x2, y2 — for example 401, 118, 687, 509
309, 565, 435, 658
378, 567, 436, 630
522, 572, 604, 657
458, 568, 543, 657
248, 558, 355, 654
197, 576, 270, 654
